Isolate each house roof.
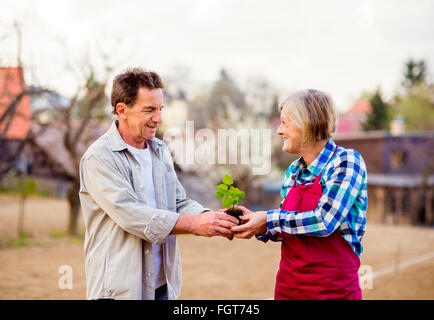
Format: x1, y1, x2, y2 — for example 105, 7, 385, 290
0, 67, 31, 139
346, 99, 372, 115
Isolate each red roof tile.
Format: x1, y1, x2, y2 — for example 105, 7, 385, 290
0, 67, 31, 139
346, 100, 372, 115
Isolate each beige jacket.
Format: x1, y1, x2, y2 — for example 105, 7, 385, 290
79, 121, 207, 300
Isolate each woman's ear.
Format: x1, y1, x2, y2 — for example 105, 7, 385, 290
116, 103, 128, 120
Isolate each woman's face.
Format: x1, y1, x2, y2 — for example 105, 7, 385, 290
277, 112, 303, 154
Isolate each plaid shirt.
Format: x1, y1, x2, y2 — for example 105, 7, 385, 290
257, 139, 368, 258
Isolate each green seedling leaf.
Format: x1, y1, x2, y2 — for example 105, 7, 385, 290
215, 190, 225, 199
216, 174, 246, 208
232, 187, 241, 195
216, 184, 228, 191
222, 196, 234, 208
222, 174, 233, 185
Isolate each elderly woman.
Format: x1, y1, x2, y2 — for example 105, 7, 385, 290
232, 89, 367, 300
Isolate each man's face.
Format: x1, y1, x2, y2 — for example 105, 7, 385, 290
122, 87, 164, 142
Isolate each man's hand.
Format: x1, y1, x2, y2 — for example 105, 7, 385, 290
171, 211, 239, 240
192, 211, 239, 240
231, 208, 267, 239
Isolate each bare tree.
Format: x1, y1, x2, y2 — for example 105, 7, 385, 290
1, 71, 109, 236
174, 69, 289, 209
0, 21, 122, 236
63, 71, 109, 235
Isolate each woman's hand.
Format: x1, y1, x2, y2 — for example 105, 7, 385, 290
231, 206, 267, 239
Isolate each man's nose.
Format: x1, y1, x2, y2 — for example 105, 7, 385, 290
152, 109, 162, 124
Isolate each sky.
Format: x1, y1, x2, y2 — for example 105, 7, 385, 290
1, 0, 434, 111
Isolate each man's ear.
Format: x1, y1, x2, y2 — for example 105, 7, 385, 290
116, 103, 128, 120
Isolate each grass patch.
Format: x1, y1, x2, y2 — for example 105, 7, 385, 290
0, 184, 56, 198
5, 232, 30, 248
71, 237, 83, 245
50, 230, 66, 238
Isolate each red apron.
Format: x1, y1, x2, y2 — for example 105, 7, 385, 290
274, 161, 362, 300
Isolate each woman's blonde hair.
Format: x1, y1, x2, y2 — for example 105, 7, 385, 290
279, 89, 337, 145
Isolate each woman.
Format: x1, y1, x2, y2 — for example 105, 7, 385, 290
232, 89, 368, 300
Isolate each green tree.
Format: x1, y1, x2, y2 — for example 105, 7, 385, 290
402, 59, 428, 89
362, 89, 390, 131
392, 59, 434, 131
392, 84, 434, 131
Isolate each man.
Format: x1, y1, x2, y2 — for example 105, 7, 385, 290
79, 67, 238, 300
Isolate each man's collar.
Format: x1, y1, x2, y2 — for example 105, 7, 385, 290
107, 120, 163, 152
306, 138, 337, 176
147, 137, 164, 151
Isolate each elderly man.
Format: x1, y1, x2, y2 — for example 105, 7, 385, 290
79, 68, 238, 300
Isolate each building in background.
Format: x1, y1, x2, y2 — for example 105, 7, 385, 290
334, 99, 433, 226
0, 66, 31, 140
257, 98, 433, 227
336, 100, 372, 134
335, 130, 434, 226
0, 66, 34, 179
0, 66, 110, 196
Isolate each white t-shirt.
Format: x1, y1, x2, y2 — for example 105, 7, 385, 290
127, 144, 166, 288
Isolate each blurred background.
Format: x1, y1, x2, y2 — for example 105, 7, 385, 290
0, 0, 433, 300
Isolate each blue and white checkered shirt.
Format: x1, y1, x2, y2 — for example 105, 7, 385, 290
257, 139, 368, 258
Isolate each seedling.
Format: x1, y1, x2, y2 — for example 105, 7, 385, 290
215, 174, 245, 224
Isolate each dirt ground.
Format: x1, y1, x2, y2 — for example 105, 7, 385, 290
0, 195, 433, 300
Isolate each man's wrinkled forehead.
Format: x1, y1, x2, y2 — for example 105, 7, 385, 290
134, 87, 164, 106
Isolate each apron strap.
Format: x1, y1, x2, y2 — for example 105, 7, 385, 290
292, 145, 339, 187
